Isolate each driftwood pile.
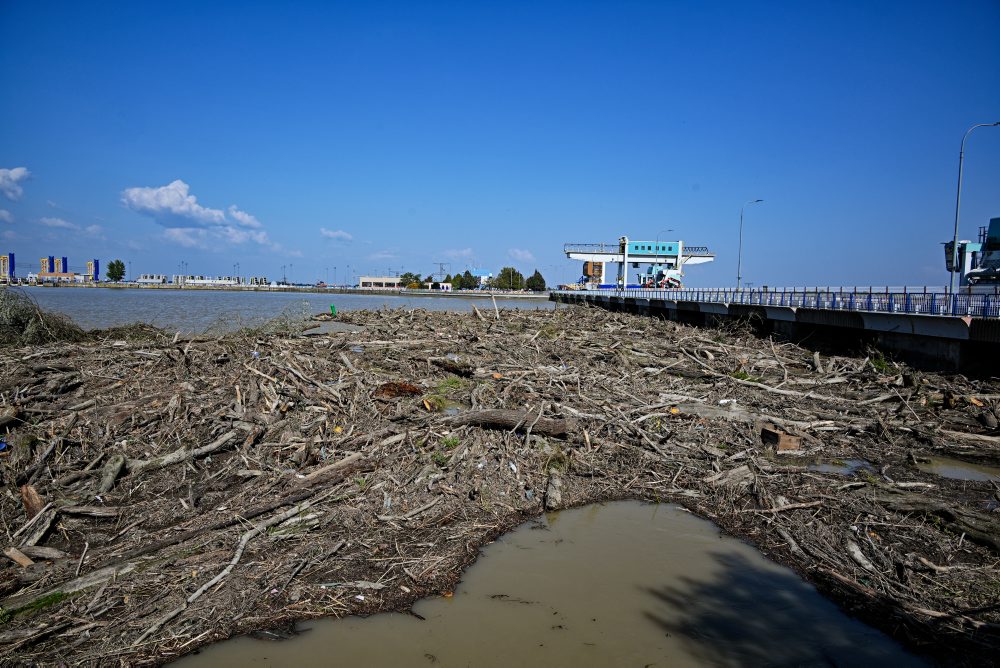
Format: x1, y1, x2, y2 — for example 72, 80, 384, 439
1, 304, 999, 665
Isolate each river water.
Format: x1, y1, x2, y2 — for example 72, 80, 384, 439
17, 286, 552, 332
176, 501, 924, 667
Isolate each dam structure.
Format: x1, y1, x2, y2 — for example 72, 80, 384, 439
557, 222, 1000, 370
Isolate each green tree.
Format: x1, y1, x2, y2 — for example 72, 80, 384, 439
493, 266, 525, 290
460, 270, 477, 290
397, 272, 421, 288
106, 259, 125, 282
443, 273, 452, 284
525, 269, 546, 291
423, 274, 433, 284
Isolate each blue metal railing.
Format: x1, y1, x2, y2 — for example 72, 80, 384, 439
553, 286, 1000, 319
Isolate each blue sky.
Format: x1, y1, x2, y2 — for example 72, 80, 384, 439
1, 0, 998, 287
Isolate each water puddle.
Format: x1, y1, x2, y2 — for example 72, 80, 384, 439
807, 458, 875, 475
176, 501, 923, 667
915, 455, 1000, 482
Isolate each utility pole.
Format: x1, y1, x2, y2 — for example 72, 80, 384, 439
737, 199, 764, 289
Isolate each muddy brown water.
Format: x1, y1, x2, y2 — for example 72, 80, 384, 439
176, 501, 924, 667
20, 286, 552, 332
916, 455, 1000, 482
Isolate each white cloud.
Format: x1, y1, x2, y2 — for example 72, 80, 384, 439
122, 180, 277, 250
84, 224, 103, 236
508, 248, 535, 262
320, 228, 353, 241
444, 247, 474, 259
1, 230, 15, 241
39, 216, 79, 230
227, 205, 262, 228
0, 209, 12, 223
368, 250, 398, 261
0, 167, 30, 201
122, 180, 225, 226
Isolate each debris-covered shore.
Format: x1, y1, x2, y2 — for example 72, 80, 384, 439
2, 296, 1000, 666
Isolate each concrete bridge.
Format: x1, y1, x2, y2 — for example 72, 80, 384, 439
550, 287, 1000, 371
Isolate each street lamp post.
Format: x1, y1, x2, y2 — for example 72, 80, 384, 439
737, 199, 763, 289
949, 121, 1000, 294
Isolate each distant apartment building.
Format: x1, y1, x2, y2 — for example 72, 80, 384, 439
31, 254, 100, 283
0, 252, 14, 284
137, 274, 169, 284
172, 275, 266, 287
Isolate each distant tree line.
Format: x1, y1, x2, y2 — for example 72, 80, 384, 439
438, 268, 546, 291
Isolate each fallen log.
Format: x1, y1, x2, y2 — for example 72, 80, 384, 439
445, 409, 571, 438
861, 485, 1000, 553
126, 430, 237, 475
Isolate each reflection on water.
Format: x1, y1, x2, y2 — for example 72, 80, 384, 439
808, 458, 875, 475
175, 502, 924, 667
916, 455, 1000, 482
18, 287, 552, 333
